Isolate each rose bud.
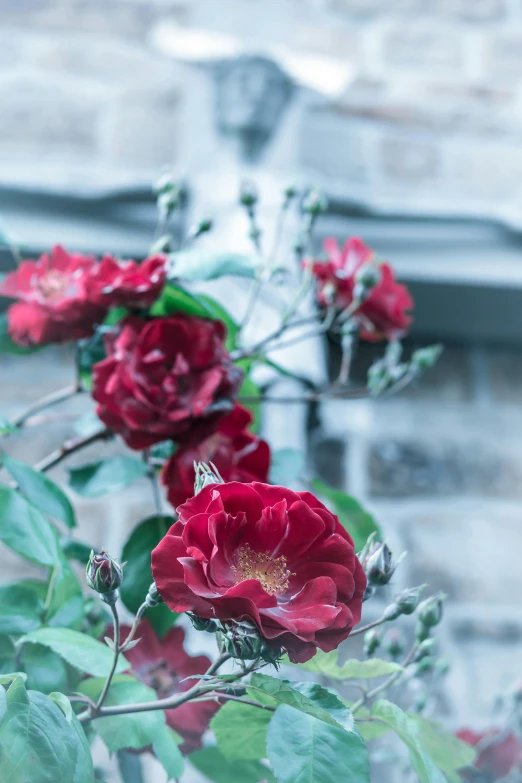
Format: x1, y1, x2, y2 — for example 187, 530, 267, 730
364, 628, 381, 657
418, 593, 446, 629
415, 638, 436, 661
283, 184, 297, 202
302, 188, 328, 216
383, 629, 404, 660
383, 584, 427, 621
194, 462, 225, 495
86, 550, 122, 604
145, 582, 163, 609
353, 262, 381, 302
363, 542, 404, 587
222, 620, 265, 661
413, 656, 436, 676
239, 180, 258, 208
189, 614, 219, 634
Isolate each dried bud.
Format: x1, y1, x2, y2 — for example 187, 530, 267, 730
302, 188, 328, 217
363, 542, 403, 587
418, 593, 445, 629
189, 614, 219, 634
383, 629, 404, 660
384, 585, 426, 621
364, 628, 381, 657
194, 462, 224, 495
239, 180, 258, 209
86, 550, 122, 604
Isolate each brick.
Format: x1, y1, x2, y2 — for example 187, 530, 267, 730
369, 439, 522, 498
379, 136, 440, 183
383, 24, 463, 71
400, 506, 522, 603
434, 0, 506, 22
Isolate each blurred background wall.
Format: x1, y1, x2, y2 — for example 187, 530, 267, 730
2, 0, 522, 747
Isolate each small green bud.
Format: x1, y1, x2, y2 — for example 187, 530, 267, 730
195, 218, 213, 235
416, 620, 431, 643
189, 614, 219, 633
383, 629, 404, 660
418, 593, 446, 629
414, 655, 436, 675
222, 620, 264, 661
154, 172, 176, 194
364, 628, 382, 657
145, 582, 163, 609
362, 541, 400, 587
415, 638, 436, 661
302, 188, 328, 216
435, 657, 450, 677
86, 550, 122, 604
194, 461, 225, 495
239, 180, 258, 208
384, 585, 426, 621
283, 184, 298, 201
411, 344, 443, 371
353, 263, 381, 301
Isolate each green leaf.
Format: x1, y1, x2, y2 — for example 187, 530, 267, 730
3, 454, 76, 529
169, 250, 259, 282
297, 650, 403, 680
0, 313, 40, 355
0, 582, 44, 635
0, 416, 17, 436
120, 515, 178, 638
0, 637, 16, 674
21, 644, 68, 695
78, 331, 106, 391
248, 674, 353, 731
195, 294, 240, 351
370, 700, 448, 783
211, 700, 271, 761
68, 457, 148, 498
17, 628, 129, 678
267, 704, 369, 783
151, 283, 211, 318
189, 747, 275, 783
408, 714, 477, 783
79, 676, 165, 753
238, 367, 261, 434
73, 410, 103, 438
0, 486, 60, 566
49, 692, 73, 722
310, 479, 382, 553
269, 449, 305, 486
0, 678, 94, 783
45, 557, 85, 630
153, 727, 184, 781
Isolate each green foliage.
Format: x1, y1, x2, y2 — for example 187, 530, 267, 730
68, 456, 148, 498
78, 331, 106, 391
267, 704, 369, 783
248, 673, 353, 731
17, 627, 129, 678
45, 557, 85, 630
409, 714, 477, 783
269, 449, 305, 486
3, 454, 76, 529
120, 515, 178, 637
310, 479, 382, 552
0, 486, 59, 566
296, 650, 403, 680
152, 727, 184, 781
195, 294, 240, 351
151, 283, 211, 318
189, 746, 275, 783
169, 250, 260, 282
79, 676, 165, 753
0, 677, 94, 783
20, 644, 69, 695
369, 700, 448, 783
211, 700, 272, 761
0, 582, 45, 635
237, 361, 262, 434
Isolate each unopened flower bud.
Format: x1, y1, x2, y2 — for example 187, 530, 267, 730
283, 184, 298, 202
239, 181, 258, 209
86, 550, 122, 604
154, 172, 176, 195
414, 655, 436, 676
302, 188, 328, 217
415, 638, 436, 661
222, 620, 264, 661
189, 614, 219, 634
194, 462, 224, 495
383, 629, 404, 660
416, 620, 431, 643
195, 218, 213, 236
363, 542, 403, 587
364, 628, 381, 657
435, 657, 450, 677
354, 263, 380, 295
411, 344, 443, 372
384, 585, 426, 621
145, 582, 163, 609
418, 593, 445, 629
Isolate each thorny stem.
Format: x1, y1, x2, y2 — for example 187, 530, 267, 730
95, 602, 120, 713
33, 429, 111, 473
12, 384, 81, 429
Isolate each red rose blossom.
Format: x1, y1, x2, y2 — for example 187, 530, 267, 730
457, 729, 522, 781
92, 314, 243, 450
85, 254, 167, 310
111, 620, 217, 753
310, 236, 413, 341
0, 245, 105, 346
162, 405, 270, 509
151, 481, 366, 663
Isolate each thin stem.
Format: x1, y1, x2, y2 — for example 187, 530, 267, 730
143, 450, 163, 515
13, 384, 81, 428
336, 330, 357, 387
43, 566, 59, 616
351, 642, 419, 714
202, 693, 276, 712
350, 615, 390, 637
119, 601, 148, 652
33, 429, 111, 473
232, 315, 320, 361
95, 602, 120, 712
205, 652, 232, 677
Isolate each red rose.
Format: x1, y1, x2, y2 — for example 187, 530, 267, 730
162, 405, 270, 509
310, 236, 413, 341
85, 254, 167, 310
457, 729, 522, 781
92, 315, 243, 450
0, 245, 105, 346
151, 481, 366, 663
111, 620, 218, 753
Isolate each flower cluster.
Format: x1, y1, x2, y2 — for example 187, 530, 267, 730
308, 236, 413, 341
0, 245, 167, 347
151, 481, 367, 663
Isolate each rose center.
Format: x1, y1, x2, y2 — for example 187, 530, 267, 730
232, 544, 292, 596
37, 270, 68, 300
